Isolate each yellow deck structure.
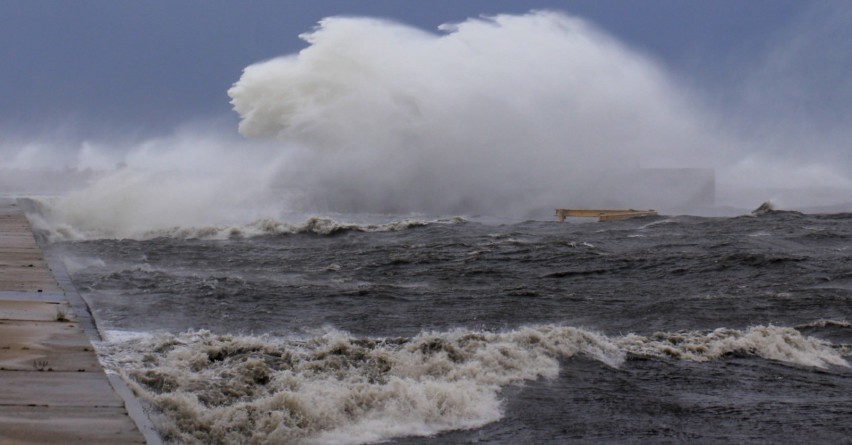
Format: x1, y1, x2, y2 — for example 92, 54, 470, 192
555, 208, 658, 222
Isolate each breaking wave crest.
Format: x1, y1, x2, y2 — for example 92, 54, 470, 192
618, 325, 849, 368
98, 323, 847, 444
102, 326, 622, 445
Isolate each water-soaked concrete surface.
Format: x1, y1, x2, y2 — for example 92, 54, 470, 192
0, 200, 149, 444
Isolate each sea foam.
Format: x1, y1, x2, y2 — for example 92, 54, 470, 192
98, 323, 847, 444
100, 326, 621, 444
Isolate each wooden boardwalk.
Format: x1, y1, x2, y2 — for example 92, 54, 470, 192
0, 200, 151, 444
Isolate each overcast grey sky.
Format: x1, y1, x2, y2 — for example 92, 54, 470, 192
4, 0, 845, 140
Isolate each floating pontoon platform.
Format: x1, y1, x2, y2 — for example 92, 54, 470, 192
556, 208, 658, 222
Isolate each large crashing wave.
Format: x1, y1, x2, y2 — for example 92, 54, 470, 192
100, 324, 848, 444
228, 11, 714, 216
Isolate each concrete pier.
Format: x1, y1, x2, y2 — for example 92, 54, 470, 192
0, 200, 149, 444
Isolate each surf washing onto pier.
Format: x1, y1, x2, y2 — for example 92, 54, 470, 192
5, 9, 852, 445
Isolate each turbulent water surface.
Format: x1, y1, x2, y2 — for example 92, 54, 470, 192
40, 209, 852, 444
6, 5, 852, 444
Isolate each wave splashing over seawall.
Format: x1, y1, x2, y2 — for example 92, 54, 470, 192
228, 11, 714, 216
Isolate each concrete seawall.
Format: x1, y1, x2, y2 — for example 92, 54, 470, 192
0, 199, 153, 444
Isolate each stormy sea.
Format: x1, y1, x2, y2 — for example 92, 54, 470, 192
29, 204, 852, 444
7, 8, 852, 444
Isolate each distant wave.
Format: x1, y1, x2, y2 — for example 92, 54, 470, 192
138, 216, 466, 240
795, 319, 852, 330
97, 323, 848, 445
20, 196, 466, 241
620, 325, 848, 367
